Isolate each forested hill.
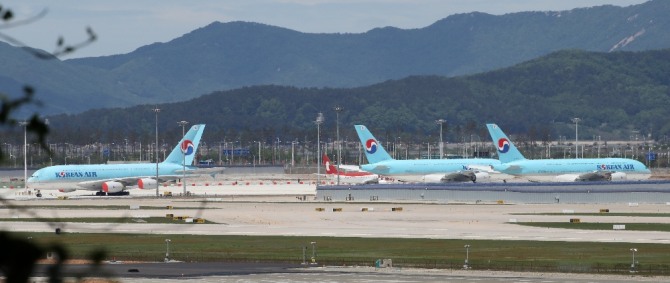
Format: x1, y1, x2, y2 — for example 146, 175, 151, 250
44, 49, 670, 143
3, 0, 670, 115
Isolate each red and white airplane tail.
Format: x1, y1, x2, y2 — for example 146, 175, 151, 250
323, 154, 340, 175
321, 154, 379, 184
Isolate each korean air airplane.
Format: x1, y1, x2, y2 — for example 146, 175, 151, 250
354, 125, 500, 183
486, 123, 651, 182
27, 124, 208, 195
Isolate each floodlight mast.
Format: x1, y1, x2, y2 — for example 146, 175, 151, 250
334, 106, 343, 185
572, 118, 581, 158
435, 119, 446, 159
315, 113, 324, 185
19, 121, 28, 189
153, 107, 161, 197
177, 120, 189, 195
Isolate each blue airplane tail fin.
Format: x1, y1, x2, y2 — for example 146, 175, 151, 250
486, 123, 526, 163
164, 124, 206, 165
354, 125, 393, 164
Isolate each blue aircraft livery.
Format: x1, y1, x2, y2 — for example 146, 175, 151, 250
599, 164, 636, 170
354, 125, 501, 183
56, 171, 99, 178
181, 140, 195, 155
497, 138, 510, 153
365, 139, 377, 154
27, 124, 218, 195
486, 123, 651, 182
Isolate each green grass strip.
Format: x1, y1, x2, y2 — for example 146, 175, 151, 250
8, 232, 670, 274
515, 222, 670, 232
513, 213, 670, 217
0, 205, 216, 210
0, 217, 215, 224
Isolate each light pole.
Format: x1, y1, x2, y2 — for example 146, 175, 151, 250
572, 118, 581, 159
630, 248, 637, 272
19, 121, 28, 188
219, 140, 223, 165
334, 106, 343, 185
258, 141, 262, 165
291, 140, 298, 167
315, 113, 324, 185
177, 120, 189, 195
435, 119, 446, 159
165, 239, 171, 262
310, 241, 317, 264
464, 244, 471, 269
153, 107, 161, 197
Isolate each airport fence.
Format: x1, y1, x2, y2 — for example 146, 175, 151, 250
103, 252, 670, 275
386, 259, 670, 275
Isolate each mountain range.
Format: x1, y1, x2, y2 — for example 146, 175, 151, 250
42, 48, 670, 144
2, 0, 670, 115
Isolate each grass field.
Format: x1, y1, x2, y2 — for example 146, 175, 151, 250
0, 217, 215, 224
0, 205, 217, 210
7, 232, 670, 274
513, 212, 670, 217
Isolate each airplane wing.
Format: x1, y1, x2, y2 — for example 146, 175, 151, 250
368, 165, 390, 174
465, 164, 499, 173
442, 171, 477, 183
76, 175, 183, 191
495, 164, 523, 174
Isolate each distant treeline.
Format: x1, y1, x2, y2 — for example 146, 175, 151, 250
13, 49, 664, 148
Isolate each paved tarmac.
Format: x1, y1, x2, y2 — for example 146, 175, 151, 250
28, 264, 670, 282
3, 174, 670, 282
3, 196, 670, 244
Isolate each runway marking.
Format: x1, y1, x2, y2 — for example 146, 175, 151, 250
424, 234, 442, 238
497, 236, 519, 240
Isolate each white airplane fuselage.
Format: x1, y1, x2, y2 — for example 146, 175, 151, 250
27, 163, 191, 190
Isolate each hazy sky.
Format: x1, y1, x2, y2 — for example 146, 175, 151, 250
1, 0, 649, 58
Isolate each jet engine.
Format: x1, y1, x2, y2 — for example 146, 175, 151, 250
138, 178, 157, 189
473, 171, 491, 182
102, 181, 125, 193
610, 172, 626, 181
422, 174, 449, 183
555, 174, 581, 182
58, 188, 76, 193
